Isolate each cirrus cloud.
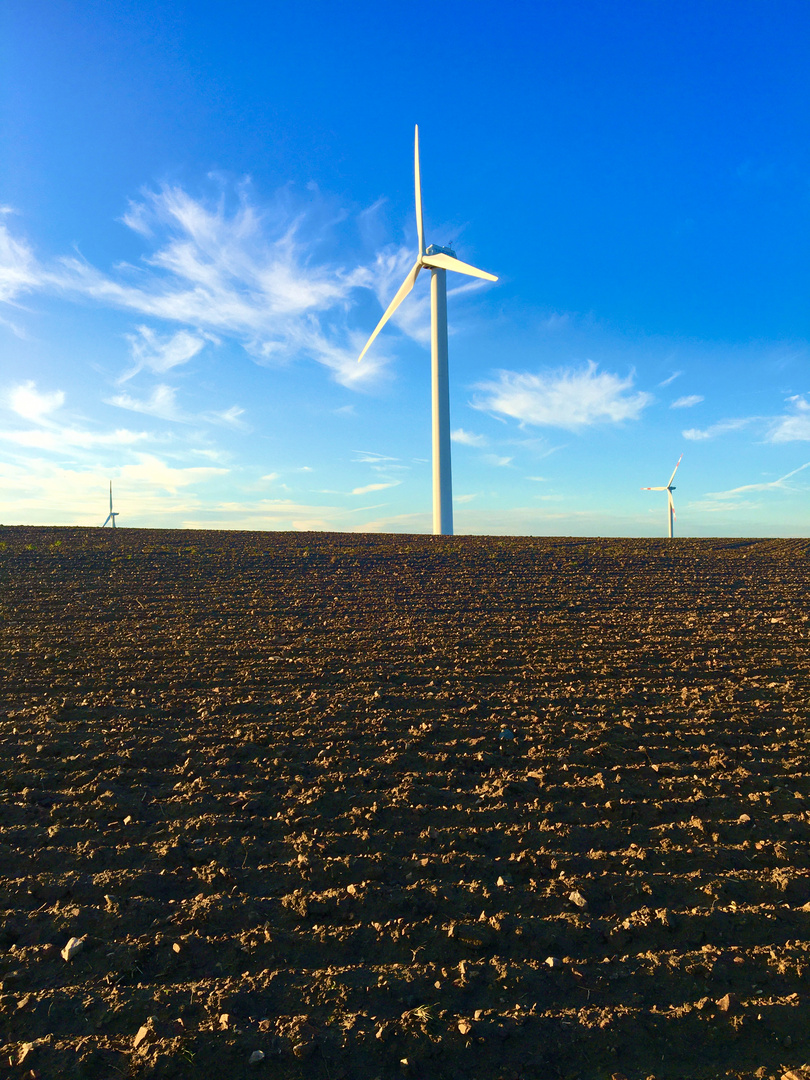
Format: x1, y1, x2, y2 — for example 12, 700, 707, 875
0, 219, 38, 305
451, 428, 488, 447
106, 384, 184, 421
682, 396, 810, 443
350, 481, 400, 495
0, 184, 388, 389
122, 325, 211, 380
768, 395, 810, 442
702, 460, 810, 500
473, 360, 651, 430
682, 418, 755, 441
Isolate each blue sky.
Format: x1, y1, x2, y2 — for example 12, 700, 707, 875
1, 0, 808, 535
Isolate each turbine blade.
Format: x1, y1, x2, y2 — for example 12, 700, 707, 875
667, 453, 683, 487
668, 491, 675, 511
641, 486, 666, 491
414, 125, 424, 256
357, 260, 422, 363
421, 252, 498, 281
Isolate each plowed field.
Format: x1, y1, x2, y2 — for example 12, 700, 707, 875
1, 528, 809, 1080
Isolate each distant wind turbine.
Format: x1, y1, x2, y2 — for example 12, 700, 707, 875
357, 125, 498, 536
101, 482, 119, 528
642, 454, 682, 538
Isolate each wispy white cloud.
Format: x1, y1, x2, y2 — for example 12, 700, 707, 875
0, 220, 39, 305
701, 461, 810, 501
682, 418, 755, 441
768, 395, 810, 442
682, 396, 810, 444
0, 426, 149, 452
671, 394, 703, 409
1, 380, 151, 455
474, 361, 651, 429
343, 445, 408, 498
483, 453, 513, 467
351, 481, 400, 495
0, 182, 495, 400
0, 185, 388, 389
540, 312, 571, 331
107, 382, 246, 429
107, 383, 184, 421
687, 497, 764, 514
204, 404, 247, 427
352, 450, 398, 463
451, 428, 487, 447
122, 324, 210, 380
349, 450, 409, 480
659, 371, 681, 387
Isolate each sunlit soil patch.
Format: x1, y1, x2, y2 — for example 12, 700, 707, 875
0, 528, 808, 1079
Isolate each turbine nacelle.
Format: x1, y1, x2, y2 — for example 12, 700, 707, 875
425, 243, 456, 258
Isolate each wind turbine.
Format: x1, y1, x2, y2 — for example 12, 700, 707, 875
357, 125, 498, 535
101, 481, 119, 528
642, 454, 682, 538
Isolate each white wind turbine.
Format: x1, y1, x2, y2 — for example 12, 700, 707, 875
101, 481, 119, 528
357, 125, 498, 536
642, 454, 683, 538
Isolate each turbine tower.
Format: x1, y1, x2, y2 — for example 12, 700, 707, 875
357, 125, 498, 535
101, 481, 119, 528
642, 454, 682, 538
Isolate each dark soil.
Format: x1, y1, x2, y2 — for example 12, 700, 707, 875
1, 527, 809, 1080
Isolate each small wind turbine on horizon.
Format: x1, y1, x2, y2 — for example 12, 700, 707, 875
101, 482, 119, 528
642, 454, 683, 538
357, 125, 498, 536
